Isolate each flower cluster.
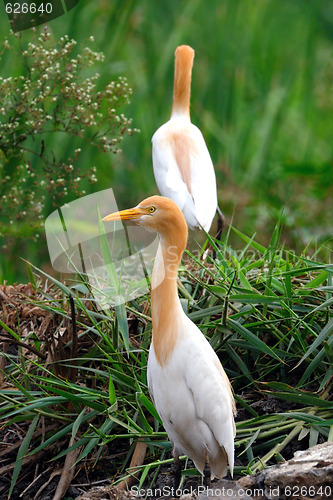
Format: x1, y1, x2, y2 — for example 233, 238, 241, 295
0, 27, 138, 240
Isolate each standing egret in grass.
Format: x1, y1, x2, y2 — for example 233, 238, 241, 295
152, 45, 224, 237
102, 195, 235, 486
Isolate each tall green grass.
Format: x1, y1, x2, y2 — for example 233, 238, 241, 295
0, 224, 332, 496
0, 0, 332, 281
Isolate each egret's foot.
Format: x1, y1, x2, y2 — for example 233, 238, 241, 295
216, 206, 225, 242
203, 450, 211, 488
172, 448, 182, 494
172, 464, 181, 491
213, 206, 225, 260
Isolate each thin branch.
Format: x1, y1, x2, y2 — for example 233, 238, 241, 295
0, 334, 47, 360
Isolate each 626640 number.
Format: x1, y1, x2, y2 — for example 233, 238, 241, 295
5, 3, 52, 14
284, 485, 332, 497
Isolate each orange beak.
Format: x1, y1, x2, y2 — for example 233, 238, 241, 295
102, 206, 145, 223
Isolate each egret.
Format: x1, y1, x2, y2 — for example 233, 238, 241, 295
102, 195, 235, 486
152, 45, 224, 237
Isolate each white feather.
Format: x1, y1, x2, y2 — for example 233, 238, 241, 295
152, 116, 217, 232
147, 312, 235, 478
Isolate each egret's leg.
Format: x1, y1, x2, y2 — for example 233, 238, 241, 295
172, 447, 181, 492
213, 206, 225, 260
216, 206, 225, 241
203, 449, 211, 488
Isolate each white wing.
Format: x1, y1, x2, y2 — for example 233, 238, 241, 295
152, 117, 217, 232
152, 122, 196, 227
147, 315, 235, 478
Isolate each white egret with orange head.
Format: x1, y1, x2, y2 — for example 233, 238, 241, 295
152, 45, 224, 237
102, 195, 235, 486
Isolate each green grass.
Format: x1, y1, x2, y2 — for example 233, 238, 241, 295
0, 224, 332, 497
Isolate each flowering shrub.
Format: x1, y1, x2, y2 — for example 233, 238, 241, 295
0, 27, 137, 239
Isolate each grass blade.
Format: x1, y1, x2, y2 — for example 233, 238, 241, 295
9, 415, 39, 498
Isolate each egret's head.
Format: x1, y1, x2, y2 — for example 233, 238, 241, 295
102, 195, 188, 246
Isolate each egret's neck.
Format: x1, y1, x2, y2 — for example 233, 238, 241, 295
151, 234, 186, 366
171, 55, 192, 118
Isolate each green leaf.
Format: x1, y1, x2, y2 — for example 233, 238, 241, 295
9, 415, 39, 498
138, 393, 162, 423
72, 407, 87, 443
263, 383, 333, 409
239, 428, 261, 456
231, 227, 267, 254
234, 395, 259, 418
23, 260, 73, 297
228, 318, 282, 362
115, 303, 130, 354
30, 411, 99, 456
226, 345, 253, 382
238, 271, 252, 291
229, 293, 280, 304
297, 318, 333, 366
44, 387, 106, 412
278, 412, 328, 425
136, 392, 154, 433
303, 271, 329, 289
77, 419, 115, 463
4, 396, 66, 419
0, 318, 20, 341
108, 371, 116, 406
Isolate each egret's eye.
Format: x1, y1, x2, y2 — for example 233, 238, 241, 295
148, 206, 156, 213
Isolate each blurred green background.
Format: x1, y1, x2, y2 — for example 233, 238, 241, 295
1, 0, 332, 282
